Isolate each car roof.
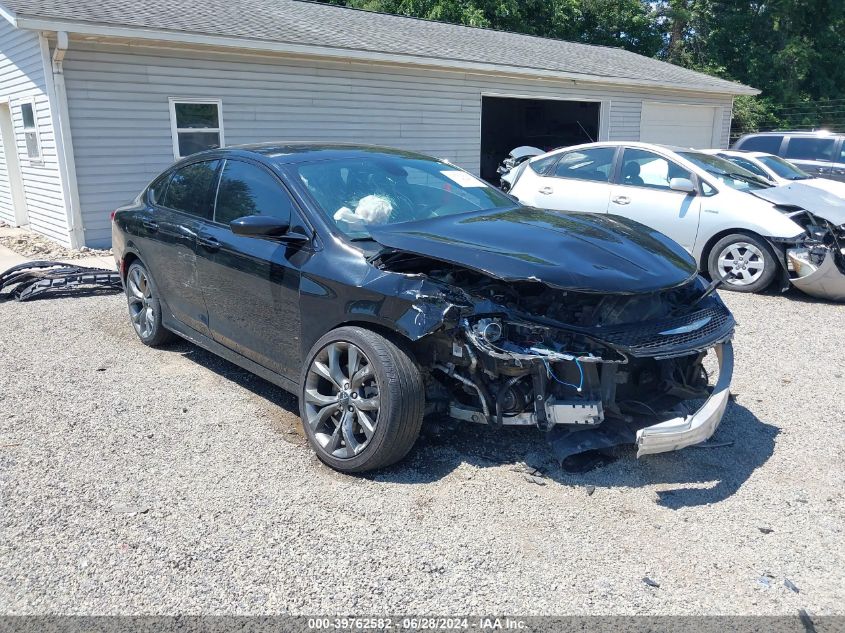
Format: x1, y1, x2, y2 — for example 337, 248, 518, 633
739, 130, 842, 137
205, 143, 440, 165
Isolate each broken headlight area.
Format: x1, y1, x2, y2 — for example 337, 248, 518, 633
409, 273, 735, 465
784, 216, 845, 301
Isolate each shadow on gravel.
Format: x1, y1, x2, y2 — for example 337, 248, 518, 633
375, 401, 778, 509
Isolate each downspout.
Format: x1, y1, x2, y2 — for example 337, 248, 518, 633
42, 31, 85, 248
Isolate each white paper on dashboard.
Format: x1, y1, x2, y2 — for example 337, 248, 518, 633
441, 170, 487, 188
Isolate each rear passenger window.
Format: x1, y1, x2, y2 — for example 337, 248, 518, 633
529, 154, 559, 175
214, 160, 291, 226
552, 147, 616, 182
148, 174, 171, 205
785, 137, 836, 161
159, 160, 220, 219
736, 135, 783, 154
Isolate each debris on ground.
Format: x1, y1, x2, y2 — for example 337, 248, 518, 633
757, 576, 772, 588
523, 474, 546, 486
0, 261, 122, 301
642, 577, 660, 588
585, 485, 596, 496
785, 578, 800, 593
692, 440, 735, 449
0, 232, 111, 261
758, 527, 774, 534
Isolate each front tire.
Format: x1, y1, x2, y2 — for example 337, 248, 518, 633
707, 233, 777, 293
124, 261, 176, 347
300, 326, 424, 473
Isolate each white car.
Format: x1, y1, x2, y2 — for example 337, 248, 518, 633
509, 141, 830, 294
702, 149, 845, 193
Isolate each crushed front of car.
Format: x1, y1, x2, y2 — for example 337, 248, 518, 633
752, 184, 845, 301
364, 208, 736, 466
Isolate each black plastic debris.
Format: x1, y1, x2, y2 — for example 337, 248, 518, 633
0, 260, 121, 301
785, 578, 800, 594
642, 577, 660, 588
758, 527, 775, 534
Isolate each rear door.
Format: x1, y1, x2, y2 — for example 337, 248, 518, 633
143, 159, 219, 336
533, 146, 616, 213
196, 158, 308, 379
783, 135, 836, 178
831, 138, 845, 182
607, 148, 701, 252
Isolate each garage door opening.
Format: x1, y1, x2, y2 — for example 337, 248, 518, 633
480, 96, 600, 182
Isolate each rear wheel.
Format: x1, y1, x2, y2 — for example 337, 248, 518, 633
707, 233, 777, 293
300, 326, 424, 473
124, 261, 176, 346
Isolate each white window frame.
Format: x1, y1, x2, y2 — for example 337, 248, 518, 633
168, 98, 224, 160
19, 97, 42, 162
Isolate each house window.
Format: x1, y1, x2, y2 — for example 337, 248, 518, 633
168, 99, 224, 159
20, 100, 41, 160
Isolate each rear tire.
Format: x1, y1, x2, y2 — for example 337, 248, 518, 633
124, 261, 177, 347
707, 233, 777, 293
300, 326, 424, 473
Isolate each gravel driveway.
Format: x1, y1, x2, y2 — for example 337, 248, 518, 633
0, 288, 843, 616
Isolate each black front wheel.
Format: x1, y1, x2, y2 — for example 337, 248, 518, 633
299, 326, 424, 473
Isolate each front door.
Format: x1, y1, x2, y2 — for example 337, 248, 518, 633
608, 148, 701, 252
196, 159, 307, 379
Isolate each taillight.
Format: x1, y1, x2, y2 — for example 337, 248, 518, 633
110, 210, 117, 222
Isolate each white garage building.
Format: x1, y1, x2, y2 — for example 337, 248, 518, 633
0, 0, 757, 248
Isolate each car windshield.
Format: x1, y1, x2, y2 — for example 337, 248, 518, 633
678, 151, 771, 192
294, 154, 515, 239
756, 155, 812, 180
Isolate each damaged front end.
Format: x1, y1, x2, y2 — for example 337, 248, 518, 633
372, 251, 735, 465
755, 185, 845, 301
785, 217, 845, 301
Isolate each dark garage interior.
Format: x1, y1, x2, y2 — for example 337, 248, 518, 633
480, 96, 601, 182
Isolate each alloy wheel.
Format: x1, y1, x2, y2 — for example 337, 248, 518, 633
304, 342, 380, 459
716, 241, 765, 286
126, 266, 156, 339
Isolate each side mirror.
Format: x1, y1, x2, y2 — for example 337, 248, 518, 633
669, 178, 696, 194
230, 215, 308, 244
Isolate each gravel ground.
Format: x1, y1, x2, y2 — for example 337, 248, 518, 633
0, 287, 843, 616
0, 230, 111, 261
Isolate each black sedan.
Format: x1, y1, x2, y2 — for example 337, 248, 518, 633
112, 144, 735, 473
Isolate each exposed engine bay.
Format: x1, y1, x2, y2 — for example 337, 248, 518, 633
372, 251, 735, 465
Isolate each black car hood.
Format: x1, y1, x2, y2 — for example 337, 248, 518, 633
368, 207, 698, 294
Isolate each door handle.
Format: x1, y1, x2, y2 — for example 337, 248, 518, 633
141, 219, 159, 232
612, 195, 631, 205
539, 186, 553, 195
197, 235, 220, 252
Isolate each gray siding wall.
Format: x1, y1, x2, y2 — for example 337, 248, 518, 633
62, 40, 734, 247
0, 21, 69, 243
0, 111, 10, 223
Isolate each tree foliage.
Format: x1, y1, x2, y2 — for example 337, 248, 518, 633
322, 0, 845, 134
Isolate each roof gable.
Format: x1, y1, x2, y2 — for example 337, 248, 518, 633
0, 0, 758, 95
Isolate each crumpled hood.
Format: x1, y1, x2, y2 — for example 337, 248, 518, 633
753, 183, 845, 226
368, 207, 698, 294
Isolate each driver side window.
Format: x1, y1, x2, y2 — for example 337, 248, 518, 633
214, 160, 292, 226
620, 148, 692, 191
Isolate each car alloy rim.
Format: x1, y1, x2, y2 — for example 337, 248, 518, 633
126, 267, 156, 338
304, 342, 380, 459
717, 242, 765, 286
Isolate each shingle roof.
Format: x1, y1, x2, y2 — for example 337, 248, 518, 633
0, 0, 757, 95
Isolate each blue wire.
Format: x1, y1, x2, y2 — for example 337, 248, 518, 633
543, 357, 583, 393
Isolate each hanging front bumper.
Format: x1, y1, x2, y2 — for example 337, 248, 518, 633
636, 342, 733, 457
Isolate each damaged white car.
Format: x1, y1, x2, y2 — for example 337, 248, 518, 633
509, 142, 845, 300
